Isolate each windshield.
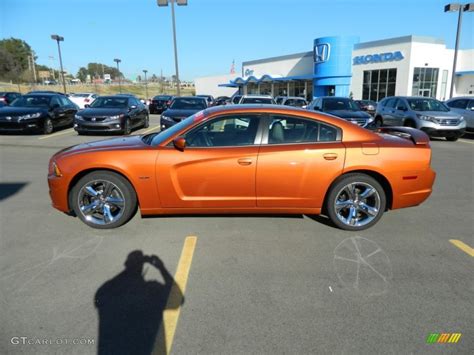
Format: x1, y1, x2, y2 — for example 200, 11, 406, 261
71, 93, 90, 98
148, 113, 199, 146
323, 98, 359, 111
170, 98, 207, 110
241, 97, 274, 104
153, 96, 171, 101
90, 97, 128, 108
10, 95, 51, 108
407, 98, 449, 112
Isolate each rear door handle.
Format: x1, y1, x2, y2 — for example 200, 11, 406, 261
237, 158, 253, 166
323, 153, 338, 161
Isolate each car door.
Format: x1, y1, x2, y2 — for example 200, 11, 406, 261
392, 99, 409, 125
256, 114, 345, 208
128, 98, 141, 127
49, 96, 67, 126
380, 98, 397, 125
156, 113, 263, 208
59, 96, 76, 126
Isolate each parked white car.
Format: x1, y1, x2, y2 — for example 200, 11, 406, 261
69, 93, 98, 109
238, 95, 275, 104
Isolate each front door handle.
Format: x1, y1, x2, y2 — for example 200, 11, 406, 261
237, 158, 253, 166
323, 153, 338, 161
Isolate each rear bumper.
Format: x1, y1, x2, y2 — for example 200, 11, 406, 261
392, 168, 436, 209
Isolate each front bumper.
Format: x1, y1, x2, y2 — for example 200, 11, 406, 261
420, 127, 465, 138
48, 174, 70, 212
0, 120, 41, 132
74, 120, 123, 132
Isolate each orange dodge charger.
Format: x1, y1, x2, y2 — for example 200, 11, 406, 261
48, 105, 436, 231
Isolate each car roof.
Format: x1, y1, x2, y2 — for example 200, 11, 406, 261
446, 96, 473, 101
283, 96, 306, 100
24, 92, 58, 96
174, 96, 206, 100
241, 95, 273, 98
317, 96, 353, 100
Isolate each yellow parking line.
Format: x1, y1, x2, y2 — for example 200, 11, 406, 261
142, 125, 161, 134
38, 128, 75, 140
458, 139, 474, 145
153, 236, 197, 355
449, 239, 474, 257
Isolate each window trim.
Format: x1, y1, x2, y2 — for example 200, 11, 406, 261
261, 113, 342, 145
166, 113, 267, 149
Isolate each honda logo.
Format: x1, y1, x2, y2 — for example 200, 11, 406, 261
314, 43, 330, 63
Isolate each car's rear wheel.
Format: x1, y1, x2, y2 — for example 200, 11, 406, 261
446, 136, 458, 142
374, 117, 383, 127
326, 173, 386, 231
404, 120, 417, 128
43, 117, 53, 134
71, 171, 137, 229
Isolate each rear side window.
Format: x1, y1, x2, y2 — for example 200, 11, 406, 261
384, 98, 397, 108
267, 115, 339, 144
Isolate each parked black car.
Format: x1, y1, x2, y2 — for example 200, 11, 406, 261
74, 95, 149, 135
149, 95, 174, 114
196, 95, 215, 107
0, 93, 77, 134
307, 96, 375, 128
160, 96, 207, 130
0, 91, 22, 105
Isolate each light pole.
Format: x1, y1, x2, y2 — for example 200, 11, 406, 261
444, 3, 474, 98
51, 34, 66, 94
114, 58, 122, 93
157, 0, 188, 96
143, 69, 149, 99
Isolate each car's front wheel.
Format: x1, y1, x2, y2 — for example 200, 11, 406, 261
326, 173, 386, 231
144, 114, 150, 128
446, 136, 458, 142
123, 119, 131, 135
71, 171, 137, 229
43, 117, 54, 134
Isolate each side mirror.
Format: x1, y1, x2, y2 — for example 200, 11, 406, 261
173, 136, 186, 151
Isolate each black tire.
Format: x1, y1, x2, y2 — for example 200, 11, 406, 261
404, 120, 417, 128
123, 119, 131, 135
43, 117, 54, 134
446, 136, 459, 142
325, 173, 386, 231
70, 171, 137, 229
374, 117, 383, 127
144, 114, 150, 128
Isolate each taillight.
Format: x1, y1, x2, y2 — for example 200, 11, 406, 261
0, 97, 6, 101
166, 100, 171, 105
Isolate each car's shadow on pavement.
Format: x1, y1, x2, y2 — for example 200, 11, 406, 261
0, 182, 28, 201
94, 251, 183, 355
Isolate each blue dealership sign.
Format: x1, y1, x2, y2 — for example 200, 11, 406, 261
353, 51, 404, 65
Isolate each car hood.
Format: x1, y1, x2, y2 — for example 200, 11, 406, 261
162, 109, 201, 118
78, 107, 127, 116
418, 111, 461, 119
325, 110, 371, 119
53, 135, 147, 158
0, 106, 48, 117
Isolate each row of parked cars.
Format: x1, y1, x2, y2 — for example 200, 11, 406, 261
0, 89, 472, 140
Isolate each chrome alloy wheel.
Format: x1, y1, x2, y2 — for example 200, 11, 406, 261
334, 182, 381, 227
77, 180, 125, 226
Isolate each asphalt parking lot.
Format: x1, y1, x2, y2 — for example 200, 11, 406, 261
0, 114, 473, 354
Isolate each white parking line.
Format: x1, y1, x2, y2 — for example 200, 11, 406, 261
141, 125, 161, 134
38, 128, 75, 140
458, 139, 474, 145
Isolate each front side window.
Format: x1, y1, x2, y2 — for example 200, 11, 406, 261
267, 115, 339, 144
185, 115, 260, 147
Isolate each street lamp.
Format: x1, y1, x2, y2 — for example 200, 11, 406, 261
50, 34, 66, 94
157, 0, 188, 96
114, 58, 122, 93
143, 69, 149, 99
444, 3, 474, 98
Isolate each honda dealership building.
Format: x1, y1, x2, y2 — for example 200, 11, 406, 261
195, 35, 473, 101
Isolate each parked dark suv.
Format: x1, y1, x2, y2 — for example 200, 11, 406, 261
307, 96, 374, 128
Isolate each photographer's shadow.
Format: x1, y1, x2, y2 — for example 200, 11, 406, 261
95, 251, 183, 355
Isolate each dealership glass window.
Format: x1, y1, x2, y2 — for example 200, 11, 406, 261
274, 82, 288, 96
440, 70, 448, 100
247, 82, 258, 95
259, 82, 272, 95
294, 81, 306, 98
362, 68, 397, 101
411, 67, 439, 98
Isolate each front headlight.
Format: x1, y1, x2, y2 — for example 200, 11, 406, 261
74, 114, 83, 120
18, 112, 42, 121
459, 116, 464, 121
417, 114, 437, 123
161, 115, 172, 121
103, 115, 122, 122
48, 161, 62, 177
366, 116, 375, 123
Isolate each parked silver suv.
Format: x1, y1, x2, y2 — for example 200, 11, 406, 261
375, 96, 466, 141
